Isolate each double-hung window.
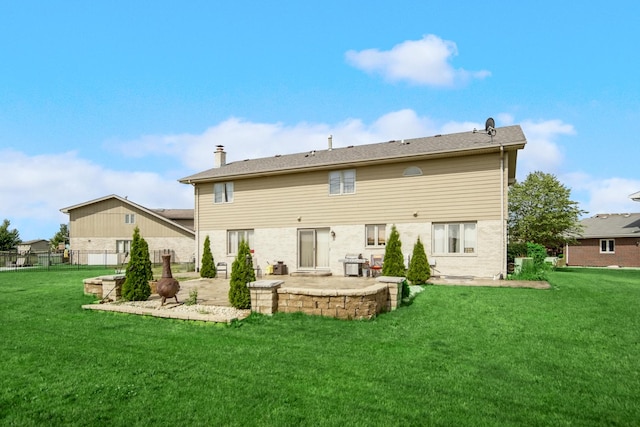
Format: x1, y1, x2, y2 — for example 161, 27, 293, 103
600, 239, 615, 253
366, 224, 386, 247
116, 240, 132, 253
125, 213, 135, 224
433, 222, 477, 254
227, 229, 254, 255
329, 169, 355, 195
214, 182, 234, 203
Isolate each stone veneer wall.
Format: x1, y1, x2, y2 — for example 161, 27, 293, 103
247, 277, 404, 320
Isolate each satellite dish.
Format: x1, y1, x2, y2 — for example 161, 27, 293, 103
485, 117, 496, 137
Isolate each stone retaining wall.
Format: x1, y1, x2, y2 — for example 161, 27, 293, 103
247, 276, 404, 320
83, 275, 126, 300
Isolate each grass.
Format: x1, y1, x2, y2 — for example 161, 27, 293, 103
1, 267, 639, 426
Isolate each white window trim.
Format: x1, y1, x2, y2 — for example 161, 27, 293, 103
599, 239, 615, 254
125, 213, 135, 224
227, 229, 254, 255
365, 224, 386, 247
329, 169, 356, 195
432, 222, 477, 255
214, 182, 234, 204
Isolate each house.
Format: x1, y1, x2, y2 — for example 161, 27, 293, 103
16, 239, 50, 254
60, 195, 195, 265
565, 213, 640, 267
179, 125, 527, 279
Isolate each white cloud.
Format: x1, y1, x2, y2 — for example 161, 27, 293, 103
0, 149, 192, 240
562, 173, 640, 216
517, 119, 576, 178
345, 34, 490, 87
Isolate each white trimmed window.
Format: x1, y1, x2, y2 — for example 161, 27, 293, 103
125, 213, 135, 224
433, 222, 477, 254
366, 224, 386, 247
227, 230, 254, 255
600, 239, 615, 253
214, 182, 234, 203
329, 169, 356, 195
116, 240, 132, 253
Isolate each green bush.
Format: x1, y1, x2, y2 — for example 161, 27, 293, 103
200, 235, 216, 278
382, 225, 406, 277
122, 227, 153, 301
510, 242, 550, 281
228, 240, 254, 309
406, 237, 430, 285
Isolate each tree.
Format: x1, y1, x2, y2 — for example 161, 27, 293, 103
122, 227, 153, 301
228, 239, 254, 309
50, 224, 69, 250
508, 171, 585, 252
407, 237, 431, 285
0, 219, 21, 251
200, 235, 217, 278
382, 225, 406, 277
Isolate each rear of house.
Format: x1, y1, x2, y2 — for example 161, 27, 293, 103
180, 126, 527, 279
566, 213, 640, 267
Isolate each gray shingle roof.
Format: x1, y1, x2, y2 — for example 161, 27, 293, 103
578, 213, 640, 238
179, 125, 526, 183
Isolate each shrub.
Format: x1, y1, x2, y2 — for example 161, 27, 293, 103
382, 225, 406, 277
407, 237, 431, 285
510, 242, 550, 281
185, 289, 198, 306
228, 240, 254, 309
122, 227, 153, 301
200, 235, 216, 278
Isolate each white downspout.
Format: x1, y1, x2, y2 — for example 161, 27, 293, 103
500, 145, 505, 279
194, 183, 200, 272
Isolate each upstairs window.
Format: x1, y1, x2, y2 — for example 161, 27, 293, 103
433, 222, 477, 254
366, 224, 386, 247
329, 169, 356, 195
214, 182, 234, 203
600, 239, 615, 253
125, 213, 135, 224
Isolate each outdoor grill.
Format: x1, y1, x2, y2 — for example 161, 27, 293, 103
339, 253, 365, 277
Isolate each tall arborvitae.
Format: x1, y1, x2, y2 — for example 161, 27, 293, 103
382, 224, 406, 277
228, 240, 254, 309
200, 235, 216, 278
122, 226, 152, 301
407, 237, 431, 285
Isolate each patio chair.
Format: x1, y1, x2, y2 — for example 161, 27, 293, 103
216, 262, 228, 279
370, 254, 383, 277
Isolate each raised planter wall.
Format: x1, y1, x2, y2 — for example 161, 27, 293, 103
247, 276, 404, 320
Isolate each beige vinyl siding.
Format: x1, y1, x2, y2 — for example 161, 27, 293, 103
196, 153, 505, 230
69, 199, 192, 239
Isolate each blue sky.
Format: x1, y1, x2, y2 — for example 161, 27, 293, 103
2, 1, 639, 241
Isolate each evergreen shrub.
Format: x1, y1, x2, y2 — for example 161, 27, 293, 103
122, 227, 153, 301
382, 225, 406, 277
200, 235, 216, 278
407, 237, 431, 285
228, 240, 254, 309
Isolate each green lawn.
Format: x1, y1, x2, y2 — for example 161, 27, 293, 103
1, 268, 639, 426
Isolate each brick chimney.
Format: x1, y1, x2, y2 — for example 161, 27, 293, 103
214, 145, 226, 168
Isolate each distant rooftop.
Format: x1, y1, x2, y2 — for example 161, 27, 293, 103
578, 213, 640, 238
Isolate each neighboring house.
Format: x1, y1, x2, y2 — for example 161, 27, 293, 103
179, 125, 527, 279
565, 213, 640, 268
16, 239, 50, 253
60, 195, 195, 265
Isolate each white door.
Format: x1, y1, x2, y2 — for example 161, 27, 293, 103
298, 228, 330, 269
